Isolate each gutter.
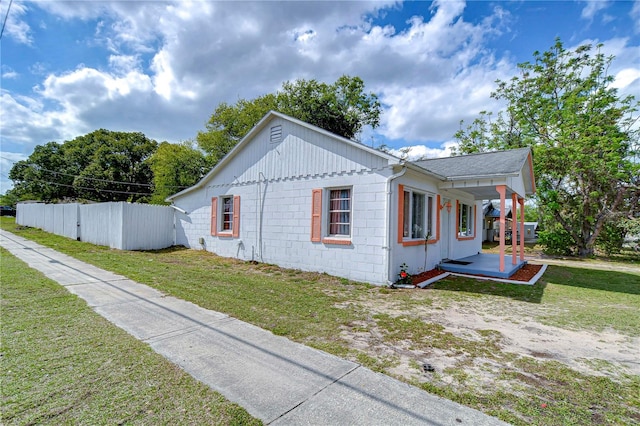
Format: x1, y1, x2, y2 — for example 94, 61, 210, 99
384, 165, 408, 286
169, 204, 188, 214
443, 172, 520, 181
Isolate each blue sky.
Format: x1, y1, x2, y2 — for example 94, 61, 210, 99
1, 1, 639, 193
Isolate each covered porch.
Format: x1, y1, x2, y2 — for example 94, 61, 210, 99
414, 148, 536, 280
439, 253, 526, 279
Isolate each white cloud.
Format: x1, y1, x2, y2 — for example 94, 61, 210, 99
1, 1, 33, 44
613, 68, 640, 91
0, 90, 82, 147
108, 55, 141, 75
581, 0, 610, 20
569, 37, 640, 99
3, 0, 638, 172
387, 141, 459, 160
632, 1, 640, 33
0, 152, 28, 193
2, 66, 18, 79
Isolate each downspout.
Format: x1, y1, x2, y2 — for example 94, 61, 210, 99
384, 165, 407, 286
169, 204, 188, 247
258, 172, 266, 262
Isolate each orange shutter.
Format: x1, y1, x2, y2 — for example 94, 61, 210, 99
311, 189, 322, 242
210, 197, 218, 236
397, 184, 404, 244
232, 195, 240, 238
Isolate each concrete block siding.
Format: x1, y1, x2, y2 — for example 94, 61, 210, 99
168, 112, 507, 286
174, 172, 390, 285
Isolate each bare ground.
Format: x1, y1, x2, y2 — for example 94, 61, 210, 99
337, 261, 639, 397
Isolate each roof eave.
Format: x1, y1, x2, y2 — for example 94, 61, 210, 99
444, 172, 520, 181
166, 110, 402, 201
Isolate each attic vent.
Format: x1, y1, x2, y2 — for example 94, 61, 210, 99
270, 125, 282, 143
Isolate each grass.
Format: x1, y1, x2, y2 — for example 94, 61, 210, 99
428, 266, 640, 336
0, 247, 260, 425
2, 217, 639, 425
538, 265, 640, 335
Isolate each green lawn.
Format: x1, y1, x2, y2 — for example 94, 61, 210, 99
0, 248, 260, 425
2, 217, 639, 425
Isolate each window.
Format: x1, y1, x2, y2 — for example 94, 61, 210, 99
328, 188, 351, 236
211, 195, 240, 237
311, 188, 352, 244
457, 202, 475, 238
221, 196, 233, 231
401, 188, 434, 240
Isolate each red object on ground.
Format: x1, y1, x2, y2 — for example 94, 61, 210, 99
411, 269, 447, 285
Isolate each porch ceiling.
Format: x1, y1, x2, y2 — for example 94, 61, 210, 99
438, 180, 520, 200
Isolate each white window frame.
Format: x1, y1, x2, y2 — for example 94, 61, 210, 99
458, 202, 474, 237
403, 188, 435, 240
220, 195, 234, 233
327, 187, 352, 237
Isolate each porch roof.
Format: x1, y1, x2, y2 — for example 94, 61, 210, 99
411, 147, 535, 200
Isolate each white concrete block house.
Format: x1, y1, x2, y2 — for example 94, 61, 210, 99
167, 111, 535, 286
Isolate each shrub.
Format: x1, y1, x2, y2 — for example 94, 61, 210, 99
539, 225, 574, 256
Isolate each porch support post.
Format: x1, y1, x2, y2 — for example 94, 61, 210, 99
519, 197, 525, 261
496, 185, 506, 272
512, 193, 518, 265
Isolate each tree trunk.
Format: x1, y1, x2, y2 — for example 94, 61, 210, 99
577, 245, 594, 257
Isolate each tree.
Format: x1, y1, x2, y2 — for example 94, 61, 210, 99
8, 142, 76, 202
0, 190, 23, 208
197, 94, 278, 164
149, 141, 210, 204
277, 75, 381, 139
70, 130, 157, 202
8, 130, 158, 203
454, 39, 639, 257
197, 75, 381, 163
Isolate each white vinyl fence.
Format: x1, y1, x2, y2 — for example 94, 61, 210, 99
16, 202, 174, 250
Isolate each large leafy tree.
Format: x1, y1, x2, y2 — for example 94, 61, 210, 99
149, 141, 211, 204
197, 94, 278, 164
8, 142, 75, 201
454, 39, 639, 257
9, 129, 158, 203
197, 75, 381, 164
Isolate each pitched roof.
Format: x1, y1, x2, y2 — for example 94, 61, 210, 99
412, 147, 532, 180
167, 111, 400, 201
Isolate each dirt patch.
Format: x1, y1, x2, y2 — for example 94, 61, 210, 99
435, 306, 639, 377
338, 286, 639, 397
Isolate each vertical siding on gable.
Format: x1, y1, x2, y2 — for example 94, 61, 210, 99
211, 119, 390, 186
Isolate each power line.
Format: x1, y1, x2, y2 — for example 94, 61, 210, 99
0, 0, 13, 41
0, 172, 155, 197
0, 156, 191, 189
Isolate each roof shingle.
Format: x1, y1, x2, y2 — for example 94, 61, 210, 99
412, 147, 532, 180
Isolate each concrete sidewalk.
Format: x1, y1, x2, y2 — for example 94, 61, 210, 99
1, 229, 509, 426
